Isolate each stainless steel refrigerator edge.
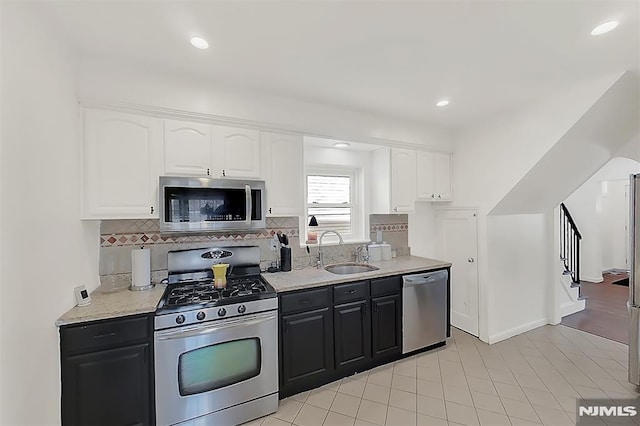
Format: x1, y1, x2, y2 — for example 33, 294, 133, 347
629, 173, 640, 385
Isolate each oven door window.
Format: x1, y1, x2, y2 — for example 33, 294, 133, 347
178, 338, 261, 396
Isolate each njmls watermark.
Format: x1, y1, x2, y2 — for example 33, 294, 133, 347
577, 399, 640, 424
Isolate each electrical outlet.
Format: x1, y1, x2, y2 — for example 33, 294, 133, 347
270, 238, 278, 251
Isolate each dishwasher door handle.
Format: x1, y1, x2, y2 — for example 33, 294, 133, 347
404, 276, 438, 286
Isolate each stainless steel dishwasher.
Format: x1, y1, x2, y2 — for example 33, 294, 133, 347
402, 270, 448, 354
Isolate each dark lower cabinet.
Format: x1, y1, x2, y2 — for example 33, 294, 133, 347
371, 294, 401, 359
62, 344, 151, 426
280, 307, 333, 391
278, 269, 449, 399
334, 300, 371, 370
60, 314, 154, 426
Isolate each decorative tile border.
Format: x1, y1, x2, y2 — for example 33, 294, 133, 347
100, 228, 299, 247
370, 223, 408, 232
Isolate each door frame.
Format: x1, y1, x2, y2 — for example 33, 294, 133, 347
435, 207, 481, 338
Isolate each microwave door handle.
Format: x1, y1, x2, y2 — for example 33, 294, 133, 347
245, 184, 252, 226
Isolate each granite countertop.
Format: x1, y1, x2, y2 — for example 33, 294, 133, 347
262, 255, 451, 293
56, 255, 449, 326
56, 280, 166, 327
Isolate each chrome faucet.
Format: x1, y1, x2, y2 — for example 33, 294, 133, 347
317, 230, 344, 268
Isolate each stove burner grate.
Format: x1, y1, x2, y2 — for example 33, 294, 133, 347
163, 277, 270, 307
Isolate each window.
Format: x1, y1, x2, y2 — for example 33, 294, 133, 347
306, 169, 362, 242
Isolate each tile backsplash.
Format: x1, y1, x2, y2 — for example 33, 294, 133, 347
99, 215, 410, 280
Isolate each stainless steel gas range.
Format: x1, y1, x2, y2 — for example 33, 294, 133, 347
154, 246, 278, 426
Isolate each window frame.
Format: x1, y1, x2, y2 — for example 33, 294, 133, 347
305, 166, 364, 244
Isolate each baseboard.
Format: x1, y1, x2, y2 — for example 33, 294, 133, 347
582, 275, 604, 283
559, 299, 586, 318
487, 318, 548, 344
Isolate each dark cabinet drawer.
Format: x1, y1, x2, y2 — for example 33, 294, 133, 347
371, 276, 401, 297
281, 287, 330, 314
60, 315, 150, 354
333, 281, 368, 304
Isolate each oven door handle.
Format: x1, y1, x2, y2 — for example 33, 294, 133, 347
155, 312, 276, 341
245, 184, 252, 227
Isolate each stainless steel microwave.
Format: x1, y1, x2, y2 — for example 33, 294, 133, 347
159, 176, 266, 233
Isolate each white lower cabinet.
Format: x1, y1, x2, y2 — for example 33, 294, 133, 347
82, 109, 162, 219
261, 132, 304, 217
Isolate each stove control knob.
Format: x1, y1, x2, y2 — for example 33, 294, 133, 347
218, 308, 227, 317
196, 311, 206, 321
175, 315, 186, 324
238, 305, 246, 314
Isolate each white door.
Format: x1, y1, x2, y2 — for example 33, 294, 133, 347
436, 209, 479, 336
261, 132, 304, 216
164, 120, 212, 176
213, 126, 261, 178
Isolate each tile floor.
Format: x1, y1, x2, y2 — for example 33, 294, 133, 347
245, 325, 639, 426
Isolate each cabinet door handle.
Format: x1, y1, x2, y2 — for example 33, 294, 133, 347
222, 169, 226, 177
269, 208, 272, 214
438, 194, 442, 199
207, 168, 210, 176
431, 194, 435, 198
346, 289, 357, 295
150, 206, 154, 214
393, 206, 398, 212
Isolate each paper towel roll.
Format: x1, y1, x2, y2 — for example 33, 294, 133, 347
131, 248, 151, 289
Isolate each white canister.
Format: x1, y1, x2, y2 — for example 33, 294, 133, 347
368, 244, 382, 262
380, 243, 392, 261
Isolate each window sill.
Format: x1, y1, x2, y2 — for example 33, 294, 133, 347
301, 239, 370, 248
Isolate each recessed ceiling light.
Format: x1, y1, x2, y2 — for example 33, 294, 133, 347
591, 21, 619, 36
190, 37, 209, 49
436, 99, 450, 107
333, 142, 350, 148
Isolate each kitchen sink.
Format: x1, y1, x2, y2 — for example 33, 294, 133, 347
324, 263, 380, 275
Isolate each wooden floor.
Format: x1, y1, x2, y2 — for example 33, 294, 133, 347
561, 272, 630, 344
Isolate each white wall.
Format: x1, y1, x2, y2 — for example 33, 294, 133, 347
564, 157, 640, 281
486, 214, 549, 343
407, 202, 439, 259
76, 59, 453, 152
0, 4, 100, 424
451, 74, 624, 342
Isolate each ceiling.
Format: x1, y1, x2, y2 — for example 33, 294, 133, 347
36, 1, 639, 129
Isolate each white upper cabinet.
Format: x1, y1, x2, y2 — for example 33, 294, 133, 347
417, 151, 452, 201
163, 120, 212, 176
83, 109, 161, 219
371, 147, 417, 214
261, 132, 304, 217
390, 148, 417, 212
212, 126, 261, 179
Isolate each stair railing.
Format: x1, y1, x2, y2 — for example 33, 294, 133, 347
560, 203, 582, 287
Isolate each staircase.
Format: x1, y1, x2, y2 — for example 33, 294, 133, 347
559, 203, 585, 300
